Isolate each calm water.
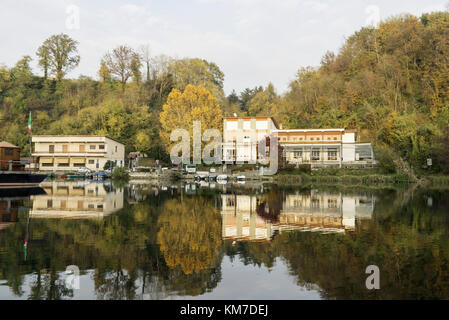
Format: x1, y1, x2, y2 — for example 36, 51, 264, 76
0, 180, 448, 300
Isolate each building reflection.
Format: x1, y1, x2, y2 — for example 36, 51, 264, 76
0, 198, 21, 230
30, 181, 124, 219
0, 188, 46, 230
221, 190, 375, 241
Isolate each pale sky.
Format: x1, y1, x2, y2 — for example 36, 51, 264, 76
0, 0, 447, 95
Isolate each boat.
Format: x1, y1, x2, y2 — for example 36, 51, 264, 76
93, 171, 107, 180
216, 174, 228, 181
236, 175, 246, 184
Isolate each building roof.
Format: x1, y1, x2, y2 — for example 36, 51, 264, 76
273, 129, 346, 133
223, 116, 279, 129
32, 135, 125, 145
0, 141, 20, 148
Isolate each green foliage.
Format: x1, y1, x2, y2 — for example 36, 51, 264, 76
103, 160, 113, 170
112, 166, 129, 180
374, 145, 398, 174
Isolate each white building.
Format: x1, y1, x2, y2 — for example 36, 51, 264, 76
32, 135, 125, 172
221, 116, 374, 168
222, 116, 279, 163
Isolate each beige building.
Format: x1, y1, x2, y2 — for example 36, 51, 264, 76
32, 135, 125, 172
274, 128, 375, 168
30, 181, 124, 219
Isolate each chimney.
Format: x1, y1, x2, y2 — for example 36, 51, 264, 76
279, 124, 283, 130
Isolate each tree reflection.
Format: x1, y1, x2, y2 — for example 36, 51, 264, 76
157, 197, 222, 275
255, 186, 283, 223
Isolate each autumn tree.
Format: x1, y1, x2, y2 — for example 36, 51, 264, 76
159, 84, 223, 152
98, 60, 111, 82
168, 58, 224, 100
36, 34, 80, 80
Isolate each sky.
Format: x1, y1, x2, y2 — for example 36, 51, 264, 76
0, 0, 448, 95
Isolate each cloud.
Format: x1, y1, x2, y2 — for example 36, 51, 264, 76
0, 0, 447, 94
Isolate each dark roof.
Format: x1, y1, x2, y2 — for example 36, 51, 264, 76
0, 141, 20, 148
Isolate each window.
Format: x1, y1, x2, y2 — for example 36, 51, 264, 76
61, 200, 66, 209
328, 199, 338, 208
90, 145, 96, 150
42, 163, 53, 167
293, 150, 303, 159
115, 146, 118, 152
88, 160, 95, 164
4, 148, 13, 156
58, 163, 69, 167
49, 145, 55, 153
47, 200, 53, 208
328, 148, 338, 161
316, 137, 320, 141
299, 137, 303, 141
312, 199, 320, 208
99, 145, 105, 150
312, 149, 320, 161
88, 204, 95, 209
226, 198, 235, 207
79, 145, 85, 152
310, 138, 314, 141
62, 145, 68, 152
334, 137, 338, 140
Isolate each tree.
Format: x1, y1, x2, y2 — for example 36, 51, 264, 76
159, 85, 223, 152
247, 83, 279, 116
36, 45, 50, 79
102, 45, 140, 90
36, 34, 80, 80
168, 58, 224, 100
98, 60, 111, 82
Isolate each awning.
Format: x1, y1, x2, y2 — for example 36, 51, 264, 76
72, 158, 86, 163
40, 157, 54, 164
55, 158, 69, 164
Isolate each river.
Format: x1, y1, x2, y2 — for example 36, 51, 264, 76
0, 180, 448, 300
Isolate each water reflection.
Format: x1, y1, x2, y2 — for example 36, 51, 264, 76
0, 181, 448, 300
0, 188, 46, 230
30, 181, 124, 219
221, 187, 375, 241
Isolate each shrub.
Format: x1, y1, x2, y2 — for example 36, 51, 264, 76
374, 145, 397, 174
112, 166, 129, 180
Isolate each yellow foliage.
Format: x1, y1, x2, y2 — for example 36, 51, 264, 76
159, 84, 223, 152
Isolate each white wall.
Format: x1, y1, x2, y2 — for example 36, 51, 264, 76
342, 144, 355, 162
